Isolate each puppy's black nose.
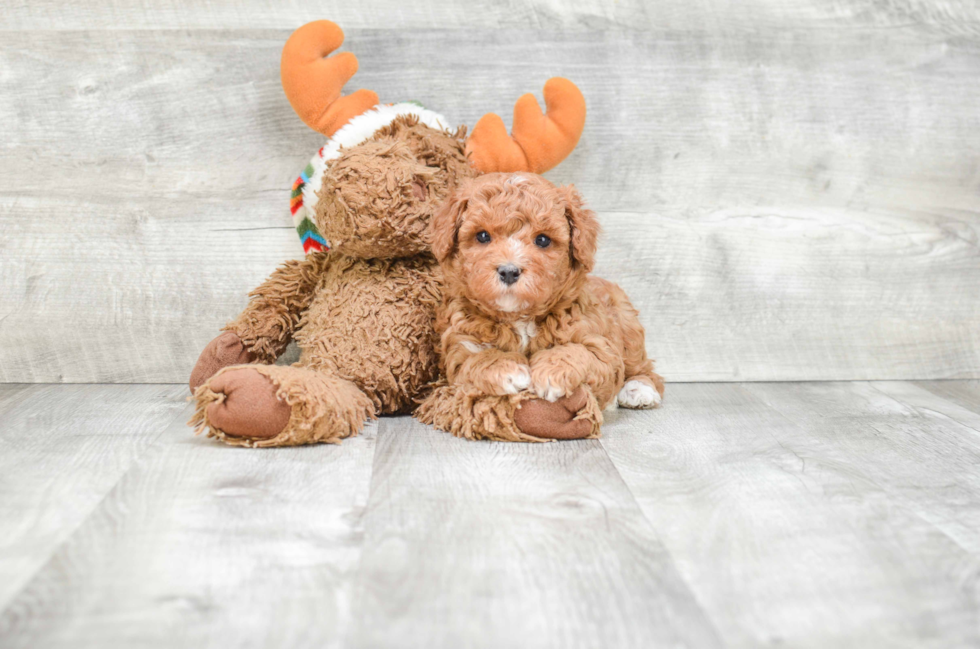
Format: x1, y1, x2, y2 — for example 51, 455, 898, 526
497, 264, 522, 285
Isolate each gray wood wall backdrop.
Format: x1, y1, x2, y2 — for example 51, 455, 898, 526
1, 0, 978, 383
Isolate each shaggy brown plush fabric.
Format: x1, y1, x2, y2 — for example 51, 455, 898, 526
292, 253, 443, 414
222, 252, 332, 364
190, 363, 374, 447
316, 120, 475, 258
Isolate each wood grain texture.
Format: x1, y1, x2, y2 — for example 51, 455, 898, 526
5, 0, 980, 32
0, 406, 379, 649
3, 382, 980, 647
0, 384, 187, 610
348, 417, 721, 649
878, 380, 980, 435
914, 379, 980, 414
600, 382, 980, 648
597, 209, 980, 381
2, 7, 979, 382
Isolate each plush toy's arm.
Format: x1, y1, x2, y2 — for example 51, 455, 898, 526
223, 251, 331, 363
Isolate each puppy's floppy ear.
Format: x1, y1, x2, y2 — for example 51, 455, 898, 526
560, 184, 599, 272
430, 190, 468, 262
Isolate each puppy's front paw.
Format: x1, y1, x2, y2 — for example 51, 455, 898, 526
483, 359, 531, 396
532, 374, 571, 402
529, 360, 586, 403
617, 379, 662, 409
500, 364, 532, 395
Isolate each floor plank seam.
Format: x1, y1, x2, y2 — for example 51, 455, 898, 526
0, 392, 191, 616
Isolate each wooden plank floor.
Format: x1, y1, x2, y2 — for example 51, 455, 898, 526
1, 381, 978, 648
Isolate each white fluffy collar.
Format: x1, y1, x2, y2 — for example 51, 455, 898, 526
321, 102, 450, 163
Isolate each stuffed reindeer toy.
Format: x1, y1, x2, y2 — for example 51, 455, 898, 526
188, 20, 599, 445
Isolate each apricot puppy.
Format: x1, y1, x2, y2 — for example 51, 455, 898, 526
430, 173, 664, 417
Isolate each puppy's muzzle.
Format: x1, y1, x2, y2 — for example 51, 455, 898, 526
497, 264, 522, 286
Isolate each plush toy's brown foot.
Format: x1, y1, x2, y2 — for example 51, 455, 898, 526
189, 364, 375, 447
513, 387, 598, 440
189, 331, 256, 393
415, 382, 601, 442
201, 367, 291, 439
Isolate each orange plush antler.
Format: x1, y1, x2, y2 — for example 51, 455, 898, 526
465, 78, 586, 174
281, 21, 379, 136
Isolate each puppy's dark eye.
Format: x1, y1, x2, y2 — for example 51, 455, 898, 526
476, 231, 491, 244
534, 234, 552, 248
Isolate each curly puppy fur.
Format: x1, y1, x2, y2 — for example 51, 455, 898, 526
425, 173, 664, 418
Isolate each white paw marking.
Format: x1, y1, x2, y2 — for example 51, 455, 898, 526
534, 378, 566, 402
618, 380, 662, 409
501, 366, 532, 394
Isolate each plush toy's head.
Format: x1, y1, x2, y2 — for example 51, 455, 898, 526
313, 116, 476, 258
282, 20, 586, 260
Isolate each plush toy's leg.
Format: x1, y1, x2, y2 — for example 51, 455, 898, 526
513, 387, 603, 439
415, 382, 601, 442
189, 253, 332, 394
189, 331, 257, 392
189, 364, 375, 447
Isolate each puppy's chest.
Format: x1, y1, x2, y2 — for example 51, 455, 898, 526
475, 319, 546, 355
511, 319, 538, 353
